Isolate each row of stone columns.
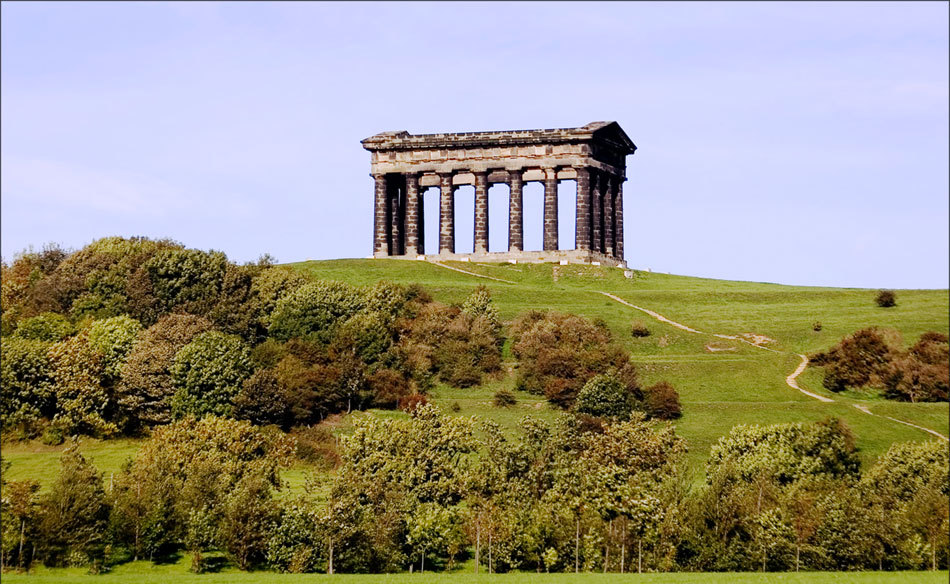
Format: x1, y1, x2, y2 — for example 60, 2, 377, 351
373, 167, 624, 258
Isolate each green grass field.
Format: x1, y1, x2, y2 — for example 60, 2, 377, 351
3, 260, 947, 488
2, 562, 946, 584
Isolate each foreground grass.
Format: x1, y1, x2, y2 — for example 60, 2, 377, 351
2, 564, 947, 584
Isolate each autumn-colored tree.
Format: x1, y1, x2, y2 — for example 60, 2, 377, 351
115, 313, 214, 431
47, 331, 116, 437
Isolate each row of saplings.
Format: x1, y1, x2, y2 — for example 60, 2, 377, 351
1, 409, 947, 574
2, 236, 681, 446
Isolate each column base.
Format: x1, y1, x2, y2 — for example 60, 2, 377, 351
374, 249, 627, 268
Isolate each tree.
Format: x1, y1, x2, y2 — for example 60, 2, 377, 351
87, 315, 142, 383
47, 331, 116, 437
144, 247, 229, 316
170, 331, 253, 418
1, 479, 40, 571
36, 443, 110, 567
115, 313, 214, 430
269, 280, 365, 343
11, 312, 74, 342
217, 473, 276, 570
0, 337, 55, 434
706, 418, 860, 486
233, 369, 295, 429
112, 417, 294, 563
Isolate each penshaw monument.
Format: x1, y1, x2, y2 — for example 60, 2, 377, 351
361, 121, 636, 267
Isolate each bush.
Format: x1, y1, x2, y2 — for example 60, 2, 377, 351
883, 332, 949, 402
575, 374, 633, 420
875, 290, 896, 308
812, 327, 898, 392
509, 310, 631, 409
643, 381, 682, 419
630, 320, 651, 338
812, 321, 822, 332
493, 389, 517, 407
398, 393, 428, 413
233, 369, 295, 429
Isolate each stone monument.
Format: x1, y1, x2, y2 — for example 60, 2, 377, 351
361, 121, 635, 267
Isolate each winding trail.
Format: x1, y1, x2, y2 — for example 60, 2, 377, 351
599, 291, 948, 441
785, 354, 834, 403
429, 261, 516, 284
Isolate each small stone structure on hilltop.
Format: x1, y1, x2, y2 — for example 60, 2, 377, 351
361, 121, 636, 267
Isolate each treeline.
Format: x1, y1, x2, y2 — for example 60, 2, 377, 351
1, 237, 678, 443
810, 327, 948, 402
1, 409, 947, 574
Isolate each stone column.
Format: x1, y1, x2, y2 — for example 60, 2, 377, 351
439, 173, 455, 254
591, 170, 602, 253
474, 171, 489, 254
543, 168, 559, 251
373, 174, 389, 256
614, 176, 624, 260
405, 173, 421, 256
574, 167, 591, 251
508, 170, 523, 252
603, 174, 615, 257
389, 176, 404, 256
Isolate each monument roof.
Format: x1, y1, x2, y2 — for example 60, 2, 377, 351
361, 121, 636, 155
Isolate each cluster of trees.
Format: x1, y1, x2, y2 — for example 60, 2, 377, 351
2, 409, 946, 574
810, 328, 949, 402
1, 238, 506, 441
510, 311, 680, 419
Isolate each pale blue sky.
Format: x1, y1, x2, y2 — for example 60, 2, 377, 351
2, 1, 947, 288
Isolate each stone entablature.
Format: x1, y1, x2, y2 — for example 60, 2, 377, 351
361, 121, 636, 266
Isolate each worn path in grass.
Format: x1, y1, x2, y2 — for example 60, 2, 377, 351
599, 291, 948, 441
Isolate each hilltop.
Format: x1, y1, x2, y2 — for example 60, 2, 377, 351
289, 259, 948, 471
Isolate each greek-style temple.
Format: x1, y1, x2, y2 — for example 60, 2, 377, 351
361, 121, 636, 267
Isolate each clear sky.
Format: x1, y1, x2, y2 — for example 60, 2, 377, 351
2, 1, 947, 289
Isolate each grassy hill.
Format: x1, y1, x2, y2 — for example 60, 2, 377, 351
289, 259, 948, 473
3, 259, 947, 487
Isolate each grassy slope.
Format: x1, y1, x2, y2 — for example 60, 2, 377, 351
291, 259, 949, 473
3, 259, 947, 487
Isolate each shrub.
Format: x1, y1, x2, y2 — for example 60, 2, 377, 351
875, 289, 896, 308
398, 393, 428, 413
510, 310, 631, 409
812, 327, 898, 392
290, 424, 340, 470
493, 389, 517, 407
575, 374, 633, 420
812, 321, 822, 332
643, 380, 682, 419
630, 320, 651, 338
883, 332, 949, 402
367, 368, 411, 408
